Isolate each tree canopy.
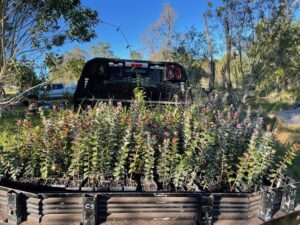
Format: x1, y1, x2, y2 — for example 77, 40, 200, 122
89, 41, 115, 58
1, 0, 300, 101
0, 0, 99, 89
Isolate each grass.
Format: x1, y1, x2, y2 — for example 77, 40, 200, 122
276, 131, 300, 144
249, 90, 300, 187
0, 104, 40, 144
0, 113, 24, 145
250, 98, 292, 114
0, 113, 25, 131
249, 88, 299, 142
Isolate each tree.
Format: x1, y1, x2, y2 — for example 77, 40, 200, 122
207, 0, 299, 97
47, 48, 86, 83
130, 50, 143, 60
6, 59, 41, 92
0, 0, 98, 91
89, 41, 115, 58
214, 1, 241, 90
172, 27, 206, 84
224, 17, 232, 90
142, 3, 177, 61
249, 9, 300, 94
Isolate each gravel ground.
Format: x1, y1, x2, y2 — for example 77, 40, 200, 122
278, 108, 300, 125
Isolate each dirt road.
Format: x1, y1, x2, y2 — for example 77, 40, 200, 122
278, 108, 300, 125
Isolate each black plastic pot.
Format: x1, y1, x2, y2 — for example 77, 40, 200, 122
142, 180, 158, 192
65, 179, 83, 191
95, 186, 109, 192
81, 187, 95, 192
123, 186, 137, 192
109, 186, 123, 192
81, 179, 99, 192
65, 186, 80, 191
280, 183, 297, 213
258, 186, 283, 221
95, 182, 109, 192
50, 178, 69, 189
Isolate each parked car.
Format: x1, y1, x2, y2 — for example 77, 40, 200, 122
24, 83, 76, 100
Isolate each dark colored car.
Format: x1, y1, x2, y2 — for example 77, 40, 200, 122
73, 58, 190, 108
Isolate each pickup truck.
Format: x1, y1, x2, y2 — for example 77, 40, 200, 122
73, 58, 191, 109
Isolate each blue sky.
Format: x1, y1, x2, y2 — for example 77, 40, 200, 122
61, 0, 221, 59
60, 0, 300, 59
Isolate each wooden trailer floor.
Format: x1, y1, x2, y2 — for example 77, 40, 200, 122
19, 211, 300, 225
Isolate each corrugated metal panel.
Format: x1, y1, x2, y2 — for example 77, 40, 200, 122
0, 190, 7, 222
24, 193, 265, 223
213, 195, 260, 220
1, 184, 297, 224
26, 196, 82, 224
97, 195, 199, 221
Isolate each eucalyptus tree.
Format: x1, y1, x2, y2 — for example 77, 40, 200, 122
0, 0, 99, 94
46, 48, 86, 84
248, 0, 300, 94
89, 41, 115, 58
172, 26, 207, 84
207, 0, 299, 97
142, 3, 177, 61
130, 50, 143, 60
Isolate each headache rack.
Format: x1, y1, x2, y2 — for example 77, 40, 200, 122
73, 58, 191, 108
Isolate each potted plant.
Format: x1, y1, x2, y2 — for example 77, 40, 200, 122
50, 177, 68, 189
141, 133, 157, 192
142, 179, 158, 192
112, 125, 133, 192
109, 180, 123, 192
66, 176, 83, 191
124, 178, 138, 192
258, 145, 298, 221
81, 178, 97, 192
95, 180, 110, 192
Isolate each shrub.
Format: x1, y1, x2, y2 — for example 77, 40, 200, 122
0, 89, 296, 192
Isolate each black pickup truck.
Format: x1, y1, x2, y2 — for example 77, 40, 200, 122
73, 58, 190, 108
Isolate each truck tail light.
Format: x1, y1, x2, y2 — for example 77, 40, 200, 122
167, 66, 174, 80
175, 67, 182, 80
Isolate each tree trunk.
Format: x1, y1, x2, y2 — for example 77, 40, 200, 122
233, 53, 239, 88
237, 34, 245, 90
224, 17, 232, 90
210, 60, 215, 90
203, 13, 215, 91
238, 48, 245, 89
221, 65, 227, 89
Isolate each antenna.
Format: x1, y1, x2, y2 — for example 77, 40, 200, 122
99, 19, 134, 56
